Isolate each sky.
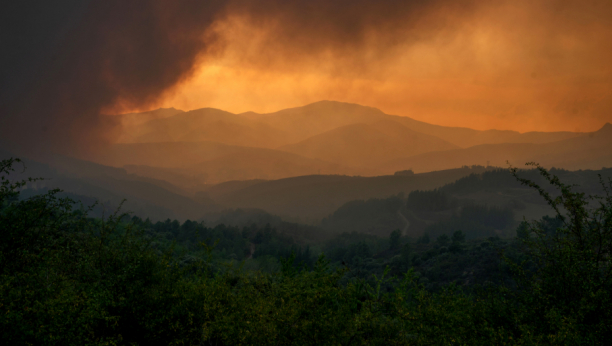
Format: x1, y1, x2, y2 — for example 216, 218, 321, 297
1, 0, 611, 154
158, 0, 612, 133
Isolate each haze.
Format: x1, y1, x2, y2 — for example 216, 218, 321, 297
2, 1, 612, 155
161, 0, 612, 133
1, 0, 612, 197
4, 3, 612, 342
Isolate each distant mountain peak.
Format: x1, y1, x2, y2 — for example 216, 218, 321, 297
298, 100, 386, 114
598, 122, 612, 132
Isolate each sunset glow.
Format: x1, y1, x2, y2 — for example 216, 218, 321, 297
154, 1, 612, 132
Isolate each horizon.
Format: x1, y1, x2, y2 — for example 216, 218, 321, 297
130, 100, 612, 135
2, 1, 612, 156
2, 2, 612, 342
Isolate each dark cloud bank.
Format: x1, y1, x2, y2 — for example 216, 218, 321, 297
1, 0, 610, 156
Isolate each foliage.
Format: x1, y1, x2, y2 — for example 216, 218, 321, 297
389, 229, 401, 250
2, 157, 612, 344
406, 189, 455, 212
321, 195, 405, 235
424, 203, 515, 240
508, 162, 612, 342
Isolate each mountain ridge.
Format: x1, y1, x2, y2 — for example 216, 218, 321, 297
120, 101, 583, 149
278, 120, 458, 167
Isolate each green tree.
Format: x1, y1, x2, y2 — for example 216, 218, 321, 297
508, 163, 612, 342
452, 230, 465, 243
389, 229, 401, 250
436, 234, 449, 246
417, 233, 430, 244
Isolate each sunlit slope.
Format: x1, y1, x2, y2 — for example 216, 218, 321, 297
208, 166, 493, 221
278, 120, 458, 168
384, 123, 612, 173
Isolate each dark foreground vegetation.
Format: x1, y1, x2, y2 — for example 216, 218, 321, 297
2, 158, 611, 345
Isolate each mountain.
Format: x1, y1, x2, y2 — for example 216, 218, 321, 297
184, 148, 355, 182
279, 120, 458, 168
209, 166, 495, 222
383, 123, 612, 173
95, 141, 357, 184
118, 101, 581, 151
116, 107, 185, 142
96, 141, 235, 168
319, 167, 612, 238
249, 101, 581, 148
118, 107, 290, 148
123, 164, 209, 191
1, 151, 213, 221
247, 101, 389, 142
388, 115, 580, 148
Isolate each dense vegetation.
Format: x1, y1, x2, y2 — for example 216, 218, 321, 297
322, 188, 516, 240
2, 158, 611, 344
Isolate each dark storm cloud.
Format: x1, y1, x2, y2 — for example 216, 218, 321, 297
1, 0, 225, 155
0, 0, 478, 155
1, 0, 611, 154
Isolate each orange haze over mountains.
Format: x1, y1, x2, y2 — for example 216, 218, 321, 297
2, 0, 612, 225
96, 100, 612, 188
154, 1, 612, 133
1, 0, 611, 156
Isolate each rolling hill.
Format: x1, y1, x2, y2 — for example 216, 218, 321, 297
208, 166, 495, 222
95, 141, 358, 184
383, 123, 612, 173
118, 107, 291, 148
109, 101, 589, 181
1, 151, 213, 221
119, 101, 581, 151
279, 120, 458, 168
245, 101, 582, 148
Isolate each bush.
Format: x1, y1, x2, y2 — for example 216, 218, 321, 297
507, 163, 612, 342
2, 157, 611, 344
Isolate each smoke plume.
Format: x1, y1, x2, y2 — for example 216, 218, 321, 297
1, 0, 611, 156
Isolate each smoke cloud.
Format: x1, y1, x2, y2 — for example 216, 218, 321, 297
1, 0, 611, 156
1, 0, 226, 155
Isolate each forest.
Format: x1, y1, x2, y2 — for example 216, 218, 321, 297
2, 157, 611, 345
4, 0, 612, 344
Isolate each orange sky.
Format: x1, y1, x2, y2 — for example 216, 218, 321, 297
155, 1, 612, 133
5, 0, 611, 157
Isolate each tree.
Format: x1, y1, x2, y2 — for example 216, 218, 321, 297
436, 234, 449, 246
417, 233, 430, 244
509, 163, 612, 342
389, 229, 401, 250
452, 230, 465, 243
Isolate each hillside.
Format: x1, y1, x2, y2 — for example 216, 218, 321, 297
248, 101, 582, 147
389, 115, 580, 148
1, 151, 213, 221
118, 101, 581, 151
96, 141, 356, 184
209, 166, 494, 222
320, 167, 612, 238
279, 120, 457, 168
383, 123, 612, 173
118, 108, 291, 148
184, 148, 355, 182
